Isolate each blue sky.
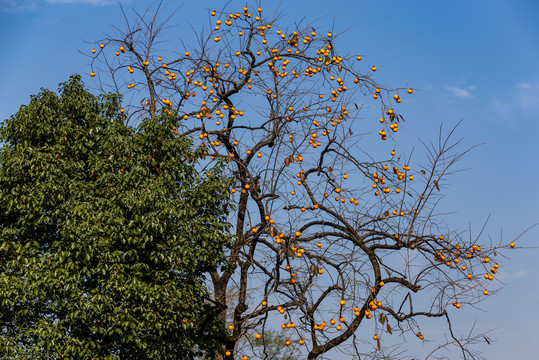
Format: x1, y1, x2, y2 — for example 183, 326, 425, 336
1, 0, 538, 359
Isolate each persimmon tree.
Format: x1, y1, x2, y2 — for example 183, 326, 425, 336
0, 75, 232, 359
86, 3, 517, 359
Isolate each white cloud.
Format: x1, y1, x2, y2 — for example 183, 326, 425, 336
516, 82, 539, 111
511, 269, 528, 278
446, 86, 475, 98
517, 82, 532, 89
0, 0, 125, 12
489, 81, 539, 123
0, 0, 38, 13
499, 268, 528, 280
47, 0, 116, 5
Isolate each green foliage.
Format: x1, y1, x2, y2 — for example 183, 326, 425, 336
0, 75, 231, 359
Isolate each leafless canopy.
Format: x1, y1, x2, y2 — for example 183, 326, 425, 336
86, 2, 515, 359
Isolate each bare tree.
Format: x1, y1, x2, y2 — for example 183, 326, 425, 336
86, 2, 522, 359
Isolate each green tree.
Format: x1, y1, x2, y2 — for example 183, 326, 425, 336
0, 75, 231, 359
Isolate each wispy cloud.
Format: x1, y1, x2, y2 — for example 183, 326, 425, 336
517, 83, 532, 89
446, 86, 475, 98
509, 269, 528, 279
0, 0, 121, 13
516, 82, 539, 111
0, 0, 38, 13
492, 82, 539, 122
497, 267, 529, 281
47, 0, 116, 5
510, 269, 528, 281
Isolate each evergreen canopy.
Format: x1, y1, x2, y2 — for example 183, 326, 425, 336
0, 75, 231, 359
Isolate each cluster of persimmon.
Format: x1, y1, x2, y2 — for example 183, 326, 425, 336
430, 239, 506, 297
280, 322, 296, 329
255, 296, 378, 342
371, 159, 411, 197
224, 352, 248, 360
